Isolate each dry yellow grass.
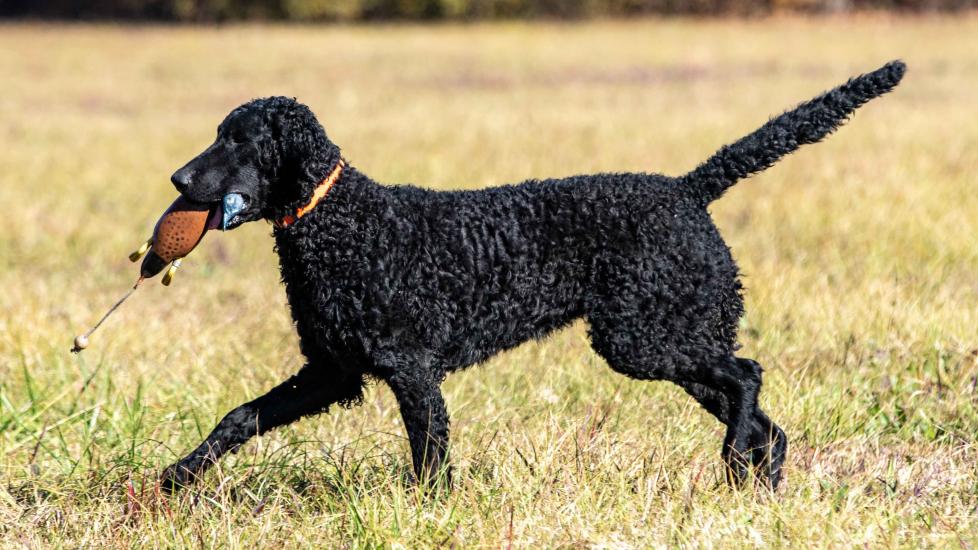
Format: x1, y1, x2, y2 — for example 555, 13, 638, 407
1, 15, 977, 547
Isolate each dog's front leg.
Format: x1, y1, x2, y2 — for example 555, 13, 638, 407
160, 364, 349, 493
387, 370, 451, 491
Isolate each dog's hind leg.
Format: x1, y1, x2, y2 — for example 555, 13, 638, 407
587, 309, 784, 488
160, 364, 359, 493
731, 358, 787, 488
677, 357, 760, 486
386, 369, 451, 491
673, 361, 786, 489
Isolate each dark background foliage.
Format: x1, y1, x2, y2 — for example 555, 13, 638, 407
0, 0, 974, 21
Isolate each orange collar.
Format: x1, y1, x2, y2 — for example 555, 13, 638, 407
274, 159, 346, 229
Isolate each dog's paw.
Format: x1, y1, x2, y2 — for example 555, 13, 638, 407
722, 442, 752, 488
159, 463, 196, 494
764, 426, 788, 490
750, 423, 787, 490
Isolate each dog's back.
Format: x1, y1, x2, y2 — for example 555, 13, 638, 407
376, 172, 703, 369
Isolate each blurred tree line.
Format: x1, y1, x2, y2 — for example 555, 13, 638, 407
1, 0, 974, 20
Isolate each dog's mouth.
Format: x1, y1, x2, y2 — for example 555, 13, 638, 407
201, 193, 249, 231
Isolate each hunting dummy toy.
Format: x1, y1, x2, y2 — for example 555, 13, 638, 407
71, 194, 245, 352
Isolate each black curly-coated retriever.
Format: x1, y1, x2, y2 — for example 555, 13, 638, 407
160, 61, 905, 493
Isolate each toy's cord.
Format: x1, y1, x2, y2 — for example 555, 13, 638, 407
71, 277, 144, 353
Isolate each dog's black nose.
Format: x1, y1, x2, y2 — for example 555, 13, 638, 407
171, 168, 193, 193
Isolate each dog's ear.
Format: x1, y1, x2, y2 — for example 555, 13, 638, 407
259, 97, 341, 215
272, 99, 337, 182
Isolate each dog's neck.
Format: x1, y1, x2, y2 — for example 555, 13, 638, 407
270, 159, 384, 242
273, 158, 346, 229
266, 147, 344, 224
271, 162, 384, 302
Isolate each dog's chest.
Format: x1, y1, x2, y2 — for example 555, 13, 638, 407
275, 227, 373, 344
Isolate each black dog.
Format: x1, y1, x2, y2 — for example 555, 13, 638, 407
160, 61, 905, 492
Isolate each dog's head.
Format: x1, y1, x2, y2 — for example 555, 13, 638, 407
170, 96, 341, 230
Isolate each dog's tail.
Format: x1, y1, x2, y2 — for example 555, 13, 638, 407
679, 60, 906, 205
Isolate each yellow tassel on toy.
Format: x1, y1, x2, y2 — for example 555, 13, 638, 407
161, 259, 181, 286
128, 239, 152, 262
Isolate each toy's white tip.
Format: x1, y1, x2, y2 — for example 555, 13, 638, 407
72, 334, 89, 352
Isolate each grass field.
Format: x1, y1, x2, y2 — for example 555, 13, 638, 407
1, 15, 977, 547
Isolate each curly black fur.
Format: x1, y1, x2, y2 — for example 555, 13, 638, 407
160, 61, 906, 493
